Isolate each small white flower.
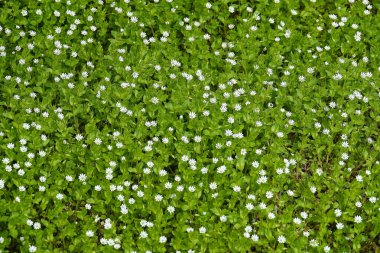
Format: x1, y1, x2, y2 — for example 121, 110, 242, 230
369, 197, 377, 203
301, 212, 308, 219
220, 215, 227, 222
29, 245, 37, 252
252, 161, 260, 168
310, 239, 319, 247
246, 203, 254, 211
151, 97, 159, 104
159, 236, 167, 243
354, 215, 362, 223
251, 234, 259, 242
86, 230, 94, 237
336, 222, 344, 229
167, 206, 175, 214
268, 212, 276, 219
189, 112, 196, 119
27, 219, 34, 226
140, 230, 148, 238
78, 174, 87, 182
33, 222, 41, 230
278, 235, 286, 243
155, 194, 163, 202
209, 182, 217, 190
293, 217, 302, 225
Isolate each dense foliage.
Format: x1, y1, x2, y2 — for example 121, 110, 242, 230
0, 0, 380, 252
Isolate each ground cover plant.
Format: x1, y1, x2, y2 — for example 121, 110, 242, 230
0, 0, 380, 252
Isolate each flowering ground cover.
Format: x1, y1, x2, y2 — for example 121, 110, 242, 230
0, 0, 380, 252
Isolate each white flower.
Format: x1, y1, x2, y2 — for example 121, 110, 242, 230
354, 215, 362, 223
33, 222, 41, 229
189, 112, 196, 119
220, 215, 227, 222
94, 138, 102, 145
247, 194, 256, 200
167, 206, 175, 214
300, 212, 308, 219
29, 245, 37, 252
278, 235, 286, 243
293, 217, 302, 225
159, 236, 167, 243
193, 136, 202, 142
104, 219, 112, 229
140, 230, 148, 238
154, 194, 163, 202
251, 234, 259, 242
151, 97, 159, 104
336, 222, 344, 229
199, 227, 206, 233
310, 239, 319, 247
209, 182, 217, 190
78, 174, 87, 182
86, 230, 94, 237
369, 197, 377, 203
27, 219, 34, 226
246, 203, 254, 211
252, 161, 260, 168
66, 175, 73, 182
75, 134, 83, 141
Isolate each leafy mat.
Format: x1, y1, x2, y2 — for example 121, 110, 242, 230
0, 0, 379, 252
